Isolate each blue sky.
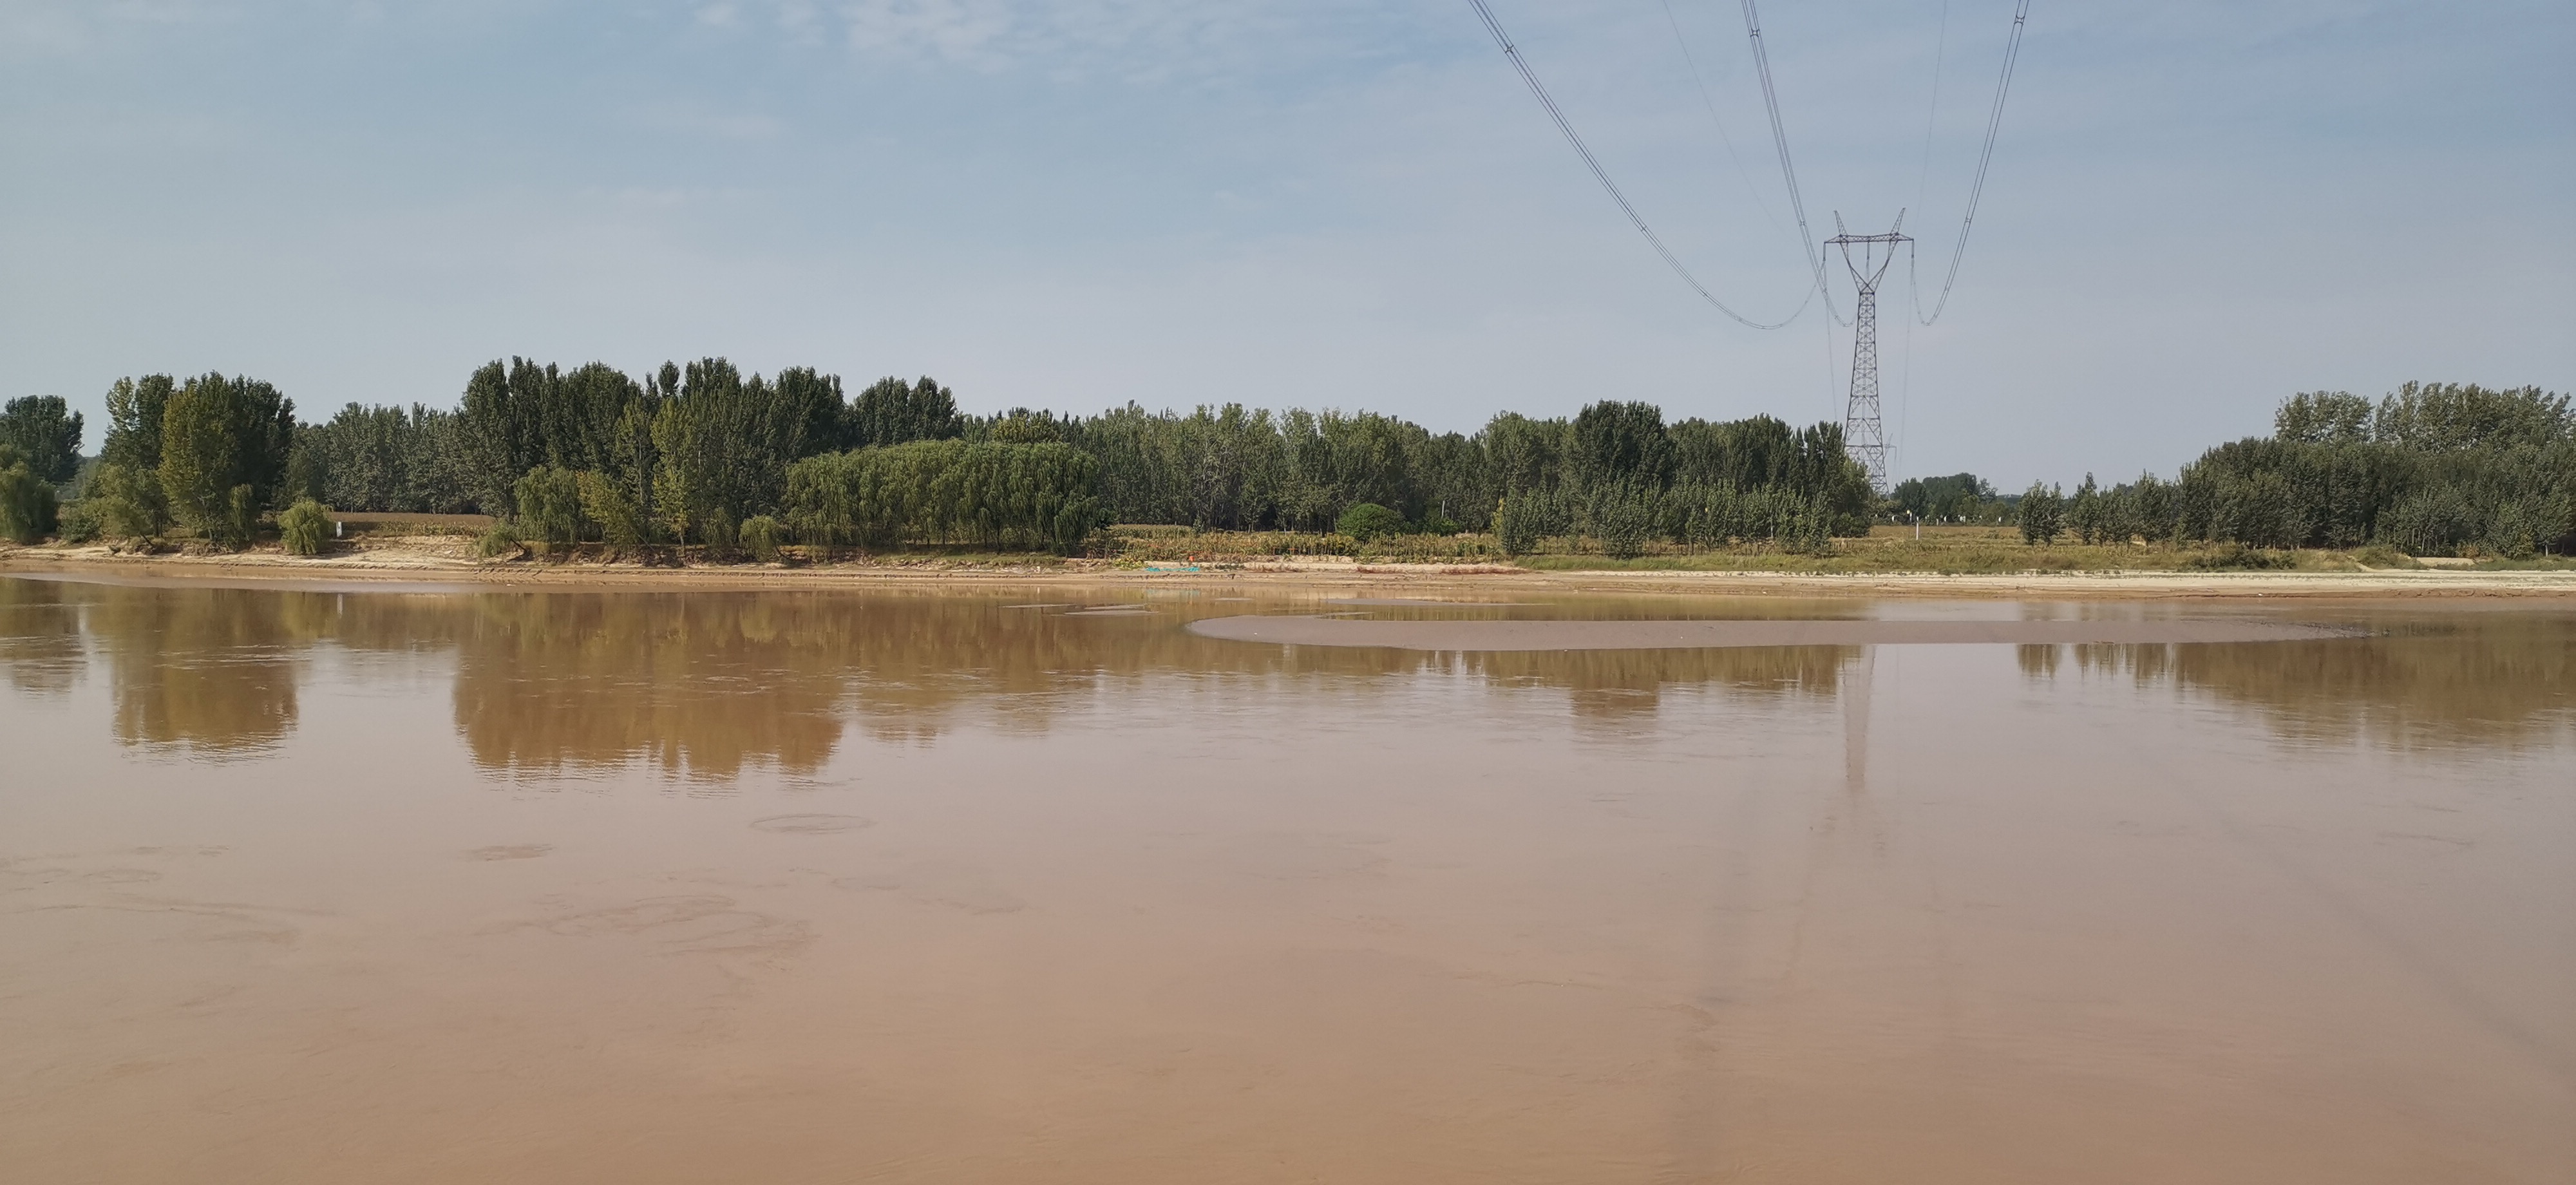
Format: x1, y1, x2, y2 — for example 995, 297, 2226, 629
3, 1, 2568, 487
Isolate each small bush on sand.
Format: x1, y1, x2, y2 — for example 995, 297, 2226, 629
278, 499, 333, 556
1336, 502, 1405, 542
739, 515, 784, 563
475, 523, 522, 559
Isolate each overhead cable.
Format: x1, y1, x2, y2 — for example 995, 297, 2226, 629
1466, 0, 1813, 330
1658, 0, 1790, 238
1736, 0, 1841, 326
1914, 0, 2030, 326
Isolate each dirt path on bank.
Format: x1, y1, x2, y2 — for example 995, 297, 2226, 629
5, 539, 2572, 599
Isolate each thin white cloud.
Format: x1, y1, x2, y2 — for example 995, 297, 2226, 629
840, 0, 1015, 64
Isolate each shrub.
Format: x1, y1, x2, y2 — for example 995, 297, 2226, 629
56, 498, 102, 544
1336, 502, 1405, 542
1494, 496, 1541, 555
70, 462, 166, 541
278, 499, 333, 556
0, 457, 59, 544
204, 484, 260, 550
513, 465, 583, 545
1590, 489, 1655, 558
474, 523, 522, 559
2182, 542, 2295, 571
739, 514, 784, 562
1779, 502, 1834, 555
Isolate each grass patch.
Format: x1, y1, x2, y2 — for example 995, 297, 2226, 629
2466, 554, 2576, 571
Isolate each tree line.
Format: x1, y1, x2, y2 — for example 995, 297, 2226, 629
2009, 383, 2573, 556
15, 357, 1875, 555
6, 361, 2562, 560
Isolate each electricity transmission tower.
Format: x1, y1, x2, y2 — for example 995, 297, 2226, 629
1468, 0, 2034, 495
1826, 214, 1908, 494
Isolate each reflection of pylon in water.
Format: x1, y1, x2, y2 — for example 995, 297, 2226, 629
1842, 647, 1873, 795
1826, 213, 1909, 495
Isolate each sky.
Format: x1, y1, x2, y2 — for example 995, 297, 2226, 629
3, 0, 2569, 488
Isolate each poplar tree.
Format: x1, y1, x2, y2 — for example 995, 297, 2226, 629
2019, 482, 2063, 545
0, 396, 84, 484
102, 375, 175, 473
156, 373, 294, 546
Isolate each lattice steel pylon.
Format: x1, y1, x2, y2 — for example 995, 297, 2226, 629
1826, 213, 1909, 494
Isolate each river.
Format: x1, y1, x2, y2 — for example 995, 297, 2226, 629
1, 574, 2569, 1182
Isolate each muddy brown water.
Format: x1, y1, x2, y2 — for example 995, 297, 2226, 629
1, 574, 2570, 1183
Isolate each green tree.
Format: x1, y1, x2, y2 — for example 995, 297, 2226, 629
2065, 474, 2107, 544
2274, 391, 2373, 444
457, 359, 536, 515
0, 396, 84, 484
1589, 483, 1657, 558
784, 441, 1103, 553
1569, 401, 1672, 491
513, 465, 584, 545
847, 376, 962, 448
984, 408, 1068, 444
0, 445, 60, 543
2371, 382, 2570, 451
1477, 412, 1570, 500
1493, 494, 1539, 555
71, 462, 166, 540
277, 499, 332, 556
576, 469, 645, 546
2019, 482, 2063, 545
101, 375, 175, 473
1891, 472, 1993, 522
739, 514, 784, 562
1336, 502, 1405, 542
2379, 487, 2476, 557
156, 372, 294, 546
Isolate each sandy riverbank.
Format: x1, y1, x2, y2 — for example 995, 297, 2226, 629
5, 537, 2573, 599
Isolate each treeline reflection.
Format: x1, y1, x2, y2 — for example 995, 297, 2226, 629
2016, 611, 2576, 750
10, 579, 2566, 769
0, 582, 1858, 775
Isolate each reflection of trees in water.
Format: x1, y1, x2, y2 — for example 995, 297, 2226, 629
441, 594, 1857, 769
2022, 614, 2576, 751
1, 582, 1868, 776
0, 578, 84, 696
81, 584, 324, 757
1447, 645, 1850, 732
446, 594, 855, 779
19, 578, 2569, 766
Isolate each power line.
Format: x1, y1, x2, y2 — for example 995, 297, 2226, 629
1658, 0, 1790, 239
1466, 0, 1814, 330
1736, 0, 1842, 327
1914, 0, 2031, 326
1913, 0, 1952, 213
